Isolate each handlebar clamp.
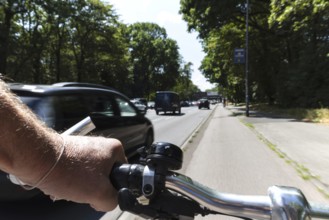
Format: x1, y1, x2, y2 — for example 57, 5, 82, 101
139, 142, 183, 172
138, 142, 183, 198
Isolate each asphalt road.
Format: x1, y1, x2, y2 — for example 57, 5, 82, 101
147, 105, 213, 147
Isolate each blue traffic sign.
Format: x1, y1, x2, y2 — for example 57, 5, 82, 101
234, 48, 245, 64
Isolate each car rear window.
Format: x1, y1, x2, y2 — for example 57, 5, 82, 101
19, 96, 57, 129
17, 94, 118, 132
19, 97, 42, 110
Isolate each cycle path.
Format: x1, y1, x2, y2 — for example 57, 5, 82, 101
185, 104, 329, 220
226, 105, 329, 196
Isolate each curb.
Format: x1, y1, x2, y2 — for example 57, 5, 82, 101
181, 104, 218, 152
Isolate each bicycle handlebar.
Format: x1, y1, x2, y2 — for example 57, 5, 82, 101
110, 141, 329, 220
165, 171, 272, 219
58, 117, 329, 219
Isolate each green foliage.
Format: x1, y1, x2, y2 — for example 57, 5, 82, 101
253, 103, 329, 124
173, 62, 201, 100
269, 0, 329, 107
125, 22, 181, 98
180, 0, 246, 39
200, 23, 246, 102
180, 0, 329, 107
0, 0, 199, 99
1, 0, 131, 89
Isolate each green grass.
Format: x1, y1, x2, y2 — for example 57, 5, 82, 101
317, 187, 329, 199
245, 119, 315, 180
251, 104, 329, 124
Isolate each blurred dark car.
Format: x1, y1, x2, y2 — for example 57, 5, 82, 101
0, 82, 154, 201
180, 100, 190, 107
198, 98, 210, 109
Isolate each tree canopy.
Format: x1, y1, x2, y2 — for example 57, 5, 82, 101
125, 22, 182, 99
180, 0, 329, 107
0, 0, 200, 99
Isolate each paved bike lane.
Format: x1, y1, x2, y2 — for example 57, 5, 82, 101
185, 104, 329, 220
226, 105, 329, 197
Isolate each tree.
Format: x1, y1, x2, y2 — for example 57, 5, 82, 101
126, 22, 181, 98
173, 61, 200, 100
269, 0, 329, 107
180, 0, 329, 107
181, 0, 276, 103
0, 0, 27, 75
1, 0, 130, 90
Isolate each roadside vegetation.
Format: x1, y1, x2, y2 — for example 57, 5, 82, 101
1, 1, 328, 108
251, 104, 329, 124
181, 0, 329, 109
0, 0, 200, 100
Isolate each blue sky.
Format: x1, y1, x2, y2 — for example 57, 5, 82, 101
107, 0, 214, 91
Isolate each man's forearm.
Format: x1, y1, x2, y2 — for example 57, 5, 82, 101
0, 79, 128, 211
0, 80, 62, 185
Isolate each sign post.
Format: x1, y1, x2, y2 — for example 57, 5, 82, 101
245, 0, 250, 117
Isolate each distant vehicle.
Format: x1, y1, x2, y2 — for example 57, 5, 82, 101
210, 100, 218, 105
154, 91, 181, 115
198, 98, 210, 109
147, 101, 155, 109
180, 100, 190, 107
131, 99, 147, 114
132, 98, 148, 109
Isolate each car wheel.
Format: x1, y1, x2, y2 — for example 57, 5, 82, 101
156, 110, 159, 115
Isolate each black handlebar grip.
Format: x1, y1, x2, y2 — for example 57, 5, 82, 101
110, 163, 145, 194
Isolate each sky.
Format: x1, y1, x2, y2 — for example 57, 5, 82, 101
107, 0, 214, 91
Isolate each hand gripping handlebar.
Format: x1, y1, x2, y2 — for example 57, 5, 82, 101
110, 142, 329, 220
